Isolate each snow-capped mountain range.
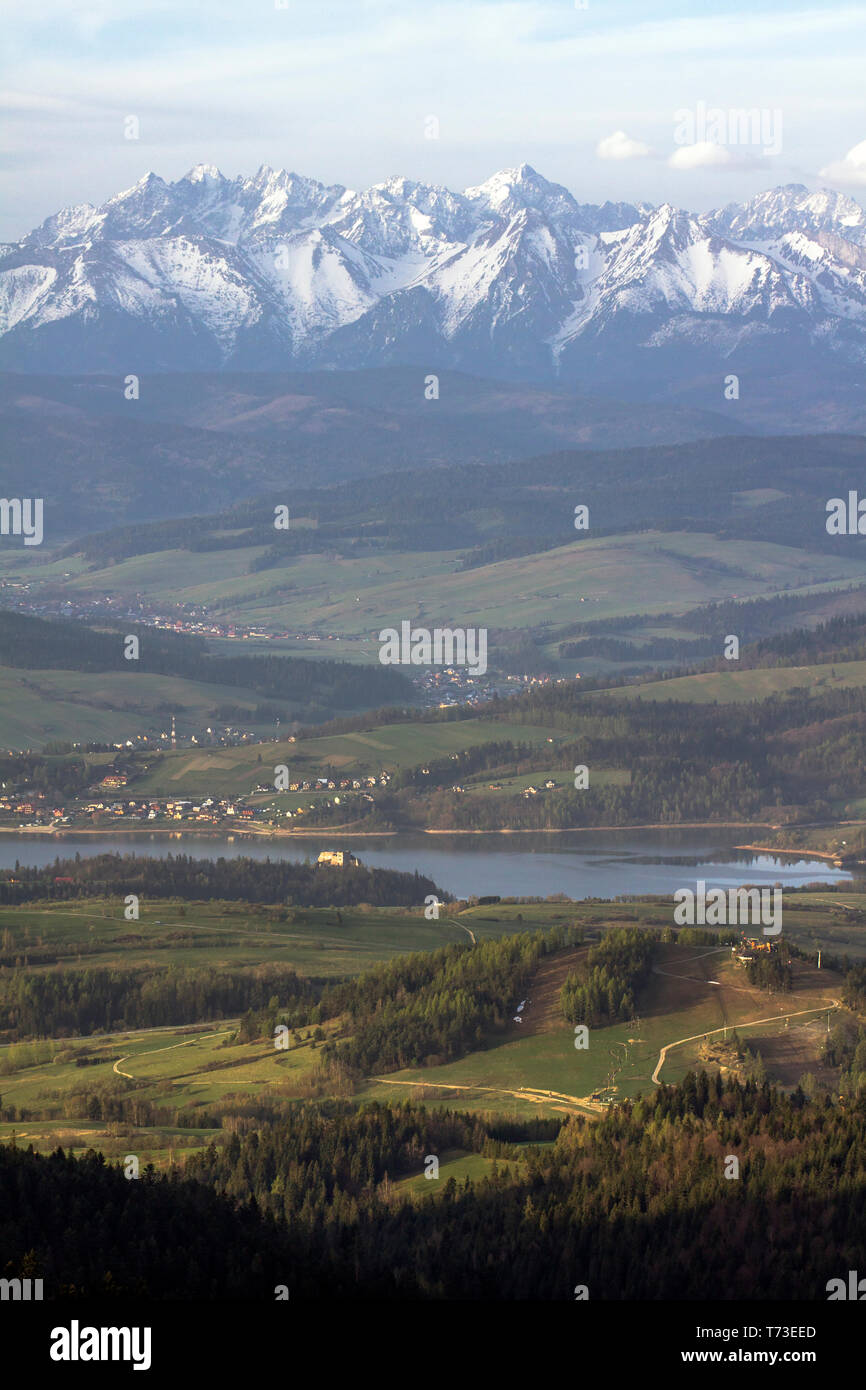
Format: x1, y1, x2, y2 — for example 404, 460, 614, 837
2, 163, 865, 379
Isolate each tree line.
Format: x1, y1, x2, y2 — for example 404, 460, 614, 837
0, 962, 318, 1041
0, 852, 443, 910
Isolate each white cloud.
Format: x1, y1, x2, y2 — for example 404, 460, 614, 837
596, 130, 655, 161
668, 142, 755, 171
819, 138, 866, 186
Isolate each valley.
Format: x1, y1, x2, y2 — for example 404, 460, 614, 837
0, 893, 858, 1176
6, 0, 866, 1334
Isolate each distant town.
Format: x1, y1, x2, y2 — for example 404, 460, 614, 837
0, 750, 397, 834
1, 591, 573, 711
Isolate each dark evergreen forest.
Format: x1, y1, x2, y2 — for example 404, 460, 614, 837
4, 1081, 865, 1299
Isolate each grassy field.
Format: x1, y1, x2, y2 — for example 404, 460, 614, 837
0, 1020, 335, 1167
8, 530, 866, 641
360, 942, 846, 1113
397, 1150, 509, 1195
0, 664, 283, 748
1, 897, 859, 1167
461, 766, 629, 796
0, 901, 595, 993
0, 899, 520, 977
132, 718, 568, 796
5, 894, 865, 979
608, 659, 866, 704
7, 521, 866, 750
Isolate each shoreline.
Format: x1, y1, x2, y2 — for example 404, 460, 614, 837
0, 818, 787, 841
2, 824, 858, 861
420, 821, 771, 835
0, 824, 400, 839
734, 842, 847, 864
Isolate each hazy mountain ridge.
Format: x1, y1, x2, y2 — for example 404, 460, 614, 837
0, 368, 747, 535
3, 165, 865, 380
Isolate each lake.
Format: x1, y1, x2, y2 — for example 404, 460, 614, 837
0, 828, 852, 900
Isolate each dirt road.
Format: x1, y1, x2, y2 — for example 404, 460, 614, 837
113, 1028, 234, 1079
651, 1002, 841, 1085
370, 1075, 599, 1112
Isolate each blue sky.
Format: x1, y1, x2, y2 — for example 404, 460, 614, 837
1, 0, 865, 239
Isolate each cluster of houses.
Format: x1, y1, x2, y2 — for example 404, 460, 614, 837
79, 796, 252, 825
272, 772, 390, 794
11, 594, 341, 648
256, 770, 393, 820
444, 777, 559, 796
503, 673, 573, 688
0, 791, 70, 825
521, 779, 559, 798
0, 760, 398, 831
413, 666, 494, 708
1, 789, 257, 829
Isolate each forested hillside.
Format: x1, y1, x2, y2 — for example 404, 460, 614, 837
53, 431, 866, 559
318, 929, 574, 1074
0, 963, 317, 1042
5, 1082, 866, 1299
282, 683, 866, 832
0, 611, 414, 712
232, 928, 578, 1076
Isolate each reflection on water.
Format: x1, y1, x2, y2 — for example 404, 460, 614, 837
0, 827, 853, 901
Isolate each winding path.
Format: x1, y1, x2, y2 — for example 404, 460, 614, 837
113, 1028, 234, 1079
446, 917, 476, 945
649, 947, 841, 1083
651, 1002, 841, 1085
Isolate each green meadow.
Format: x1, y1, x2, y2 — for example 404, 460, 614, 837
133, 718, 568, 796
0, 664, 277, 749
8, 529, 866, 641
359, 944, 845, 1111
0, 899, 856, 1165
0, 899, 510, 978
608, 659, 866, 704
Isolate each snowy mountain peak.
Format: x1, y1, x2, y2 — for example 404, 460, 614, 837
466, 163, 573, 209
183, 163, 225, 185
374, 175, 422, 199
2, 166, 865, 378
645, 202, 677, 228
104, 173, 169, 211
125, 171, 167, 193
639, 202, 701, 252
708, 183, 866, 246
